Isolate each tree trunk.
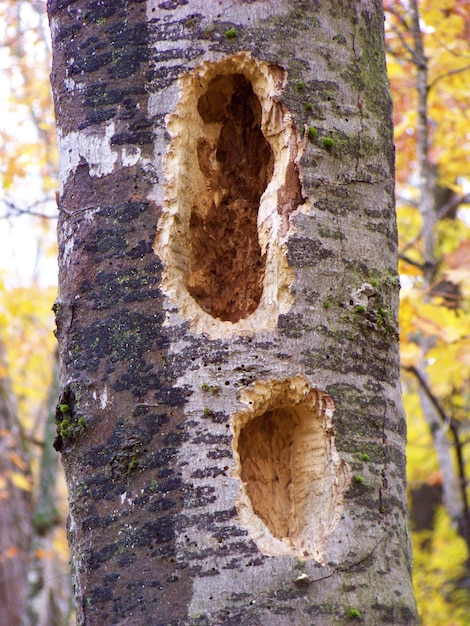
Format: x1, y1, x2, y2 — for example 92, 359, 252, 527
406, 0, 470, 551
27, 357, 72, 626
0, 338, 32, 625
48, 1, 418, 624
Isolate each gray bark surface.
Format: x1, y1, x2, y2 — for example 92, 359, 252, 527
48, 0, 418, 623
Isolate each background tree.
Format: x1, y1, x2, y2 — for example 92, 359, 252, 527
0, 337, 32, 625
0, 1, 71, 624
0, 0, 57, 272
385, 0, 470, 622
48, 0, 417, 624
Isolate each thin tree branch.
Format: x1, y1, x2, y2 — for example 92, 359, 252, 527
404, 365, 470, 548
405, 365, 451, 424
428, 63, 470, 92
385, 5, 411, 30
399, 232, 421, 256
396, 195, 419, 208
431, 33, 470, 61
1, 199, 57, 220
436, 193, 470, 221
398, 254, 424, 270
386, 21, 416, 61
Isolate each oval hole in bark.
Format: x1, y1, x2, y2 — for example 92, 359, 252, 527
232, 375, 351, 563
187, 74, 274, 322
154, 52, 308, 339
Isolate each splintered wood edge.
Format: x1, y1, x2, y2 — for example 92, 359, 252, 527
154, 51, 310, 339
231, 374, 351, 564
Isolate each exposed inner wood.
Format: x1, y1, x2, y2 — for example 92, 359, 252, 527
232, 375, 351, 562
187, 74, 274, 322
239, 403, 331, 542
154, 52, 310, 339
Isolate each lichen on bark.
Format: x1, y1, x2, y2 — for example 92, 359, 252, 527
48, 0, 417, 623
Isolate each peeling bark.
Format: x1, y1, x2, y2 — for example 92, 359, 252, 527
48, 0, 417, 624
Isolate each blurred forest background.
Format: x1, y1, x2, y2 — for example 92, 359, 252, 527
1, 0, 470, 624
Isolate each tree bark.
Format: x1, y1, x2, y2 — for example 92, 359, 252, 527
48, 0, 418, 623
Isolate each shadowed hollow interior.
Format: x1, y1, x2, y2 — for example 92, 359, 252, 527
186, 73, 274, 323
155, 52, 307, 338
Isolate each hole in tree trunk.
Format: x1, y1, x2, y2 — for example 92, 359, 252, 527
238, 407, 301, 540
186, 74, 274, 322
155, 52, 309, 339
232, 375, 351, 563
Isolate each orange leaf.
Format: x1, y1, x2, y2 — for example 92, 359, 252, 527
35, 548, 55, 559
4, 546, 19, 559
8, 452, 27, 471
446, 240, 470, 269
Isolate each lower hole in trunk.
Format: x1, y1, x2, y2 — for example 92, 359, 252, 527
233, 376, 351, 561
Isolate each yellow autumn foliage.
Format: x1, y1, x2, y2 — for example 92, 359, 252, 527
387, 1, 470, 623
0, 0, 469, 623
413, 508, 470, 625
9, 471, 32, 492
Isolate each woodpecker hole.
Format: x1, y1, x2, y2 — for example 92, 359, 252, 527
232, 375, 351, 563
154, 52, 309, 338
188, 74, 273, 322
